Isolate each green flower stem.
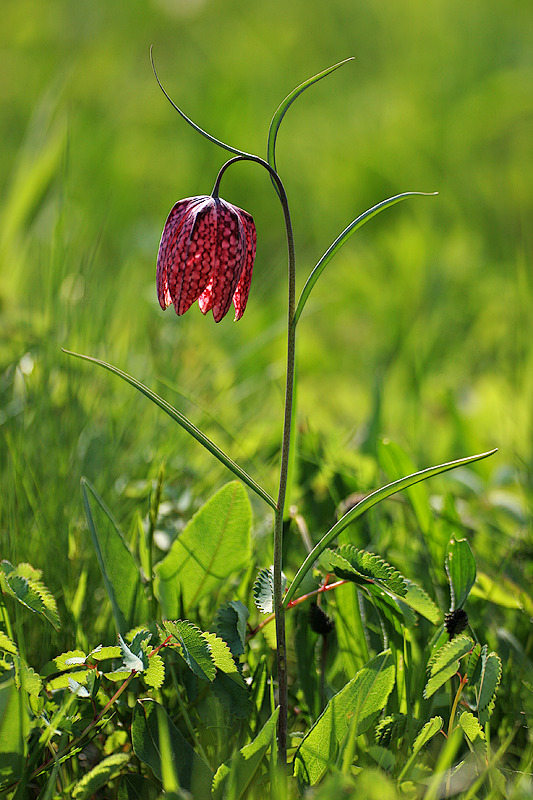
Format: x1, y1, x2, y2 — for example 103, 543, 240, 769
213, 153, 295, 768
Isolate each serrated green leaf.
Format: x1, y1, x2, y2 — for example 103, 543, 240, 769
0, 631, 17, 656
323, 545, 407, 596
214, 600, 249, 657
445, 539, 476, 610
285, 449, 496, 606
428, 634, 473, 677
15, 661, 42, 697
54, 650, 87, 671
466, 643, 482, 685
0, 561, 60, 630
72, 752, 130, 799
161, 620, 215, 681
458, 711, 485, 744
412, 716, 443, 756
478, 650, 502, 713
203, 632, 251, 719
253, 567, 287, 614
132, 698, 212, 795
65, 350, 275, 510
81, 479, 147, 635
294, 650, 395, 786
47, 669, 91, 691
90, 645, 122, 661
212, 707, 279, 800
155, 482, 252, 617
401, 581, 440, 624
423, 661, 460, 699
143, 653, 165, 689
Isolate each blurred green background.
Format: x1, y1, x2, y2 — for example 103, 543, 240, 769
1, 0, 531, 653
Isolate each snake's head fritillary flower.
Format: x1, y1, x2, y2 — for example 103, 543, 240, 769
156, 195, 257, 322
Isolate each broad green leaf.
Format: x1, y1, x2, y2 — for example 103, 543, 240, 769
53, 650, 87, 670
294, 650, 395, 786
478, 650, 502, 713
72, 752, 130, 799
65, 351, 275, 510
212, 707, 279, 800
284, 449, 496, 606
378, 439, 433, 534
459, 711, 485, 745
81, 479, 147, 635
90, 645, 122, 661
445, 538, 476, 610
214, 600, 249, 657
267, 59, 354, 172
427, 634, 474, 677
401, 581, 440, 624
160, 620, 215, 681
253, 566, 287, 614
15, 661, 42, 697
412, 716, 443, 756
203, 632, 252, 719
423, 661, 460, 699
155, 482, 252, 616
323, 545, 407, 596
132, 699, 212, 796
293, 192, 437, 326
0, 560, 60, 630
0, 679, 28, 786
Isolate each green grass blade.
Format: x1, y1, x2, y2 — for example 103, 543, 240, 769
293, 191, 437, 326
63, 350, 276, 510
284, 449, 496, 606
267, 58, 355, 172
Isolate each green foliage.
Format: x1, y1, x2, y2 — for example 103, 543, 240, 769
160, 620, 216, 681
294, 650, 395, 786
214, 600, 249, 657
155, 481, 252, 617
0, 561, 60, 630
71, 752, 130, 800
323, 544, 407, 595
445, 538, 477, 610
253, 566, 287, 614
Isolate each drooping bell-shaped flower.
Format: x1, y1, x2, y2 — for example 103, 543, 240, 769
156, 195, 257, 322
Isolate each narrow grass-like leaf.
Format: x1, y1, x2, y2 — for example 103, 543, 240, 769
323, 545, 407, 596
294, 650, 395, 786
71, 752, 130, 799
253, 566, 287, 614
150, 47, 252, 159
155, 482, 252, 617
81, 478, 147, 635
64, 350, 275, 509
212, 707, 279, 800
478, 650, 502, 713
214, 601, 249, 657
446, 538, 476, 610
267, 58, 354, 172
284, 449, 496, 606
293, 192, 437, 326
427, 634, 473, 677
160, 620, 215, 681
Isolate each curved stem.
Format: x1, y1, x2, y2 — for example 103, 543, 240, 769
213, 153, 295, 768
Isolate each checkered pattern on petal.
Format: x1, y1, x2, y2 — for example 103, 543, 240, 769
156, 197, 198, 310
232, 207, 257, 321
210, 200, 246, 323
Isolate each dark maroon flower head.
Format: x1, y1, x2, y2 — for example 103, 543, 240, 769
156, 195, 257, 322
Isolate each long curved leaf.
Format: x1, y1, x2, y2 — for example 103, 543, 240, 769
284, 449, 496, 606
64, 350, 276, 509
293, 191, 437, 326
267, 58, 355, 172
